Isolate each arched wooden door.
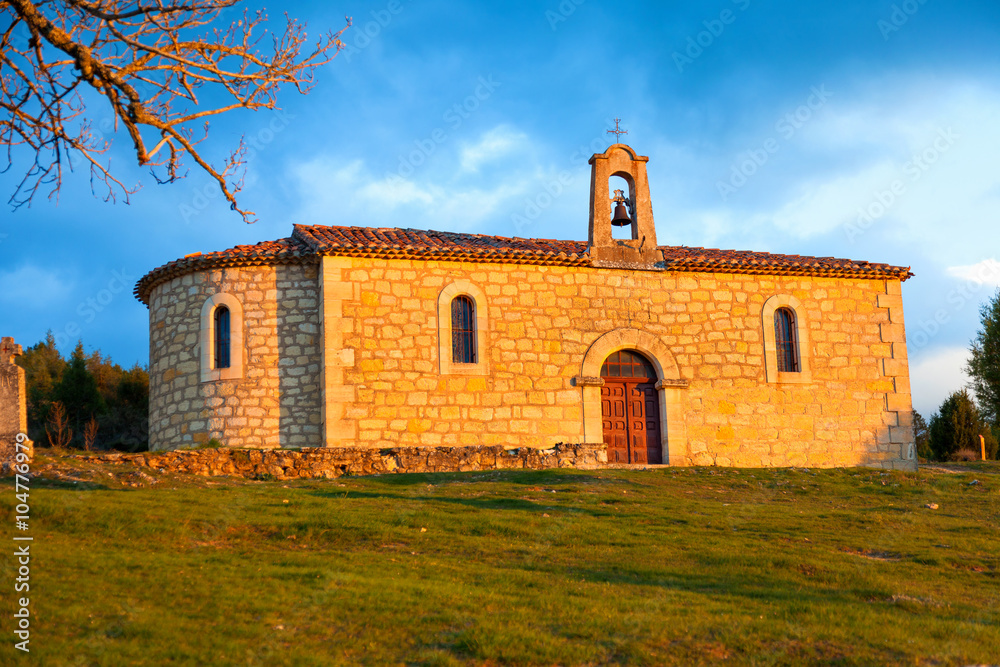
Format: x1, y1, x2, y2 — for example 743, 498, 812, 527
600, 350, 663, 464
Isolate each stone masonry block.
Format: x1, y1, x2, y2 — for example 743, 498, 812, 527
885, 393, 912, 412
880, 323, 906, 343
882, 358, 908, 377
876, 294, 903, 309
889, 425, 914, 444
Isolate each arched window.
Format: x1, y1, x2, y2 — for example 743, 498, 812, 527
451, 296, 476, 364
774, 307, 799, 373
438, 282, 487, 376
600, 349, 657, 379
200, 293, 243, 382
214, 306, 231, 369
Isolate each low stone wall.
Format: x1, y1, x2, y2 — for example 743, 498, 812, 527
84, 443, 608, 479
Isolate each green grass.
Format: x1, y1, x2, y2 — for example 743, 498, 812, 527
2, 457, 999, 666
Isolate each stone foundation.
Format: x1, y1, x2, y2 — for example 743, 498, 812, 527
84, 443, 608, 480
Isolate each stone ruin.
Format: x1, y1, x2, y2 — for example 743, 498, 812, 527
1, 337, 32, 474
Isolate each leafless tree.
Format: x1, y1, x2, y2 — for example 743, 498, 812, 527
1, 0, 349, 222
83, 414, 99, 450
46, 400, 72, 448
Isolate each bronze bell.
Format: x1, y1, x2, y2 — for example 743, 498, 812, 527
611, 200, 631, 226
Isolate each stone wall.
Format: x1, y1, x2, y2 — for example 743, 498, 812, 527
323, 257, 914, 470
146, 255, 915, 471
1, 337, 32, 473
147, 263, 323, 450
87, 443, 607, 479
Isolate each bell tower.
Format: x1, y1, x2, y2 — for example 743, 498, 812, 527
587, 142, 661, 268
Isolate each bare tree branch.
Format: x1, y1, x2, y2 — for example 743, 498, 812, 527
0, 0, 350, 222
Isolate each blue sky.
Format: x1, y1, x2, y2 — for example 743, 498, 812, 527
3, 0, 999, 418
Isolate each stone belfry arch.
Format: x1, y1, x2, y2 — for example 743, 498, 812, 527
588, 144, 662, 268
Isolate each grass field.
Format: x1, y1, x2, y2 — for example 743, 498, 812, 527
2, 455, 999, 666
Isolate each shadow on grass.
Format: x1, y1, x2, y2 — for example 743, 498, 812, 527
308, 488, 571, 514
305, 486, 663, 520
538, 560, 893, 611
354, 468, 644, 488
0, 477, 110, 491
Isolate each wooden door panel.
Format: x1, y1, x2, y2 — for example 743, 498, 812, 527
602, 378, 663, 465
627, 383, 648, 464
630, 433, 649, 463
642, 385, 663, 464
602, 385, 629, 463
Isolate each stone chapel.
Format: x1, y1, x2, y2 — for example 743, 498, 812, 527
135, 143, 917, 470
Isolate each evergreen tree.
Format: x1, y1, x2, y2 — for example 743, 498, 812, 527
54, 342, 106, 445
102, 363, 150, 451
87, 349, 124, 408
966, 288, 1000, 426
929, 390, 998, 461
116, 364, 150, 413
17, 335, 149, 450
913, 410, 931, 461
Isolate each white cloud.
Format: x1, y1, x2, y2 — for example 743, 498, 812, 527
288, 151, 539, 233
763, 160, 900, 237
0, 265, 71, 307
945, 259, 1000, 287
284, 79, 1000, 262
361, 176, 436, 208
696, 80, 1000, 264
909, 346, 971, 418
459, 125, 527, 173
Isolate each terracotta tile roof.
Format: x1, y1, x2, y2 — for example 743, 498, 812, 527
292, 224, 591, 265
135, 224, 912, 304
658, 245, 911, 280
134, 236, 314, 304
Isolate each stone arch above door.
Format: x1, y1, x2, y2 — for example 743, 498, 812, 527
576, 328, 689, 465
580, 328, 681, 381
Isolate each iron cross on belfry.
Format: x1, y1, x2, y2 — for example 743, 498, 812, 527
607, 118, 628, 142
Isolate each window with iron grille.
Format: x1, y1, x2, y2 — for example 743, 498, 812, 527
451, 296, 476, 364
214, 306, 231, 369
774, 307, 799, 373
